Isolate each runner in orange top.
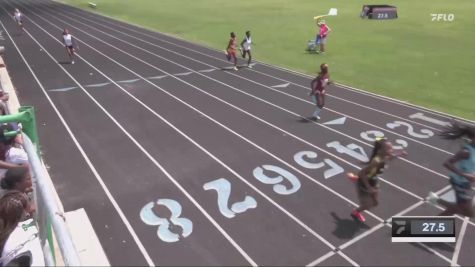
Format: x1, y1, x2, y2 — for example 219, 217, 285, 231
225, 32, 238, 71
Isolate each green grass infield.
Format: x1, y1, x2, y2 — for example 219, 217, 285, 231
60, 0, 475, 120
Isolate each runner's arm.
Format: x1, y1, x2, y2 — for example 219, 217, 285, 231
309, 78, 318, 95
72, 37, 79, 50
443, 149, 474, 181
357, 161, 378, 192
225, 39, 232, 51
0, 160, 21, 169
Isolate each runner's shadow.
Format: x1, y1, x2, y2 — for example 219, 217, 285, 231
220, 65, 249, 71
331, 212, 370, 239
297, 116, 317, 123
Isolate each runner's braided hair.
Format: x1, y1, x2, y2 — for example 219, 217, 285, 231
367, 137, 387, 164
438, 121, 475, 140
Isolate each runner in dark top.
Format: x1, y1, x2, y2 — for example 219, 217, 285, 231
309, 63, 329, 121
348, 138, 407, 222
427, 122, 475, 218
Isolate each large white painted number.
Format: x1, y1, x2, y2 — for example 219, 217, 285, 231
203, 178, 257, 218
386, 121, 434, 138
409, 113, 450, 127
360, 130, 385, 142
293, 151, 344, 179
360, 130, 408, 150
327, 141, 369, 162
253, 165, 301, 194
140, 199, 193, 243
322, 159, 345, 179
293, 151, 324, 169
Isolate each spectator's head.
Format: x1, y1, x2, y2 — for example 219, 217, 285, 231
1, 166, 31, 193
0, 191, 31, 253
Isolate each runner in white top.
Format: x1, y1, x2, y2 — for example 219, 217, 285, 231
62, 28, 78, 64
13, 8, 24, 32
240, 31, 253, 67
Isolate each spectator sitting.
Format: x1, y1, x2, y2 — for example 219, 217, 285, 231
1, 166, 32, 197
0, 124, 28, 179
0, 191, 42, 266
0, 90, 9, 114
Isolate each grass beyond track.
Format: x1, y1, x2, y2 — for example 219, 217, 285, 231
58, 0, 475, 120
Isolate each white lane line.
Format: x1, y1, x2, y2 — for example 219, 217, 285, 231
52, 5, 472, 264
85, 82, 110, 88
147, 74, 168, 80
59, 4, 473, 130
338, 224, 385, 251
307, 182, 466, 267
24, 5, 359, 259
323, 117, 346, 126
305, 251, 335, 267
198, 68, 216, 73
24, 0, 385, 226
117, 78, 140, 84
337, 251, 360, 267
13, 5, 259, 265
0, 17, 155, 267
255, 62, 474, 126
451, 217, 469, 266
270, 82, 290, 88
43, 4, 426, 202
25, 0, 386, 224
34, 5, 444, 200
174, 71, 192, 76
49, 86, 77, 92
49, 5, 456, 162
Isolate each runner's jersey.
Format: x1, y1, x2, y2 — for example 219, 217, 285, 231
228, 37, 237, 52
14, 11, 22, 22
451, 144, 475, 185
314, 73, 329, 92
63, 34, 73, 47
243, 36, 252, 50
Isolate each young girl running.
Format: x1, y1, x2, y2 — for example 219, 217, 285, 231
225, 32, 238, 71
13, 8, 24, 32
240, 31, 253, 68
62, 28, 78, 64
309, 63, 329, 121
348, 138, 407, 222
427, 122, 475, 217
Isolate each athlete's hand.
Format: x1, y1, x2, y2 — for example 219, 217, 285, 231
462, 173, 475, 182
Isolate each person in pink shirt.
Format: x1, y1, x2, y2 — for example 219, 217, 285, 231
316, 20, 331, 54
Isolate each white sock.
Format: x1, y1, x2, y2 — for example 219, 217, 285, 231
313, 107, 322, 118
